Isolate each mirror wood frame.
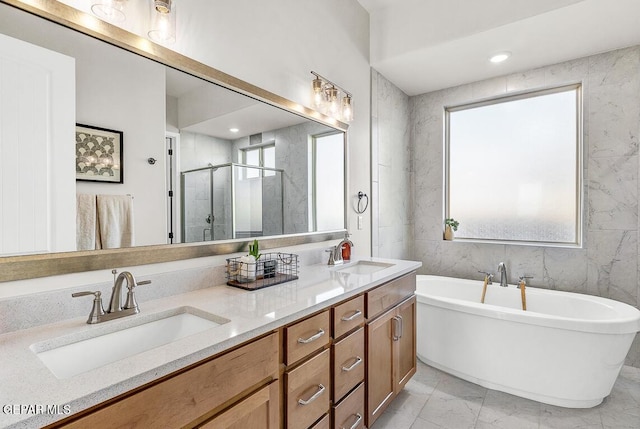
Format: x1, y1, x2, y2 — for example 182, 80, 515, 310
0, 0, 348, 282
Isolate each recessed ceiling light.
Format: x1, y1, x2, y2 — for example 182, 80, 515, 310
489, 52, 511, 63
229, 128, 239, 133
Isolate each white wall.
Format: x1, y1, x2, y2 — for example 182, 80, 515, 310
74, 40, 167, 247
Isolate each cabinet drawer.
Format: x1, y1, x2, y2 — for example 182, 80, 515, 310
58, 333, 279, 429
286, 348, 330, 429
198, 380, 279, 428
333, 295, 364, 339
333, 382, 365, 429
366, 272, 415, 319
309, 413, 330, 429
285, 310, 330, 365
332, 327, 365, 402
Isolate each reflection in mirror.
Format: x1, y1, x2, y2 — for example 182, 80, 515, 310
0, 2, 346, 257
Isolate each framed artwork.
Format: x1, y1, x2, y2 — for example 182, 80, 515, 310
75, 124, 123, 183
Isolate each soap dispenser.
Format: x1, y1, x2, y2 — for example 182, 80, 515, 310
340, 232, 354, 261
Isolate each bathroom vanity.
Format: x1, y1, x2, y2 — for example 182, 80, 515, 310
0, 258, 420, 429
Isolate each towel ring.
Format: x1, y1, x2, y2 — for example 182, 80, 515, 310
356, 191, 368, 214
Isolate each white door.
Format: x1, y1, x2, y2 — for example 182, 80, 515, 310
0, 33, 75, 255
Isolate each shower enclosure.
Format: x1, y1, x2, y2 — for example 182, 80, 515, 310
180, 163, 284, 243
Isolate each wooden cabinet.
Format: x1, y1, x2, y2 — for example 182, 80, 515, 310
49, 270, 417, 429
198, 381, 279, 428
52, 333, 279, 429
285, 310, 330, 365
396, 296, 417, 389
309, 413, 330, 429
366, 305, 396, 424
285, 348, 331, 429
366, 272, 415, 319
333, 382, 365, 429
365, 271, 416, 428
332, 327, 365, 401
333, 295, 365, 339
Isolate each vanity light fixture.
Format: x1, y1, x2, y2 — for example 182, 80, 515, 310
489, 51, 511, 63
91, 0, 128, 23
310, 71, 353, 122
341, 95, 353, 122
148, 0, 176, 44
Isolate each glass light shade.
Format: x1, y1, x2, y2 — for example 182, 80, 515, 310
91, 0, 127, 23
327, 87, 339, 116
311, 78, 324, 108
148, 0, 176, 44
341, 95, 353, 122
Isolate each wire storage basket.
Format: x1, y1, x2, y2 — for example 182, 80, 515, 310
226, 252, 299, 290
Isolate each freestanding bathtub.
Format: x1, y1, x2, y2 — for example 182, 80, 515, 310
416, 275, 640, 408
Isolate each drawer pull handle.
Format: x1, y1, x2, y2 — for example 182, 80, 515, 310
341, 309, 362, 322
392, 316, 401, 341
341, 413, 363, 429
297, 328, 325, 344
298, 384, 326, 405
341, 356, 363, 372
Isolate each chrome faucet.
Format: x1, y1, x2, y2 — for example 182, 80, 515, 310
326, 245, 343, 265
72, 270, 151, 324
327, 234, 355, 265
497, 262, 508, 287
108, 270, 137, 313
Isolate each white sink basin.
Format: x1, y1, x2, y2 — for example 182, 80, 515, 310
335, 261, 394, 275
31, 307, 229, 379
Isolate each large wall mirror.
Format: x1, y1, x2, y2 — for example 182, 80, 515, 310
0, 1, 347, 281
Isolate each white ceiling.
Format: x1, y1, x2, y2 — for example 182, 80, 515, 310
166, 67, 307, 140
358, 0, 640, 96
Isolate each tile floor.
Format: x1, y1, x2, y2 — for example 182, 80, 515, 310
372, 360, 640, 429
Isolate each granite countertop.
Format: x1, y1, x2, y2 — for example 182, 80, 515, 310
0, 257, 421, 429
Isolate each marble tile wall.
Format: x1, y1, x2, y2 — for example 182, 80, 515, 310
408, 46, 640, 366
232, 121, 333, 235
371, 69, 413, 259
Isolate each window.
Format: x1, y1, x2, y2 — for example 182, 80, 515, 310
445, 84, 582, 245
239, 144, 276, 178
309, 132, 345, 231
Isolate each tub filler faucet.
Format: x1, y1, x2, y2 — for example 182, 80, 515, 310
497, 262, 508, 287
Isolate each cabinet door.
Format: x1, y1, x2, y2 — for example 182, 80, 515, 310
366, 306, 395, 427
395, 296, 416, 392
199, 381, 279, 429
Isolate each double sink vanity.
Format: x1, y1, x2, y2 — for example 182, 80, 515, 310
1, 258, 420, 429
